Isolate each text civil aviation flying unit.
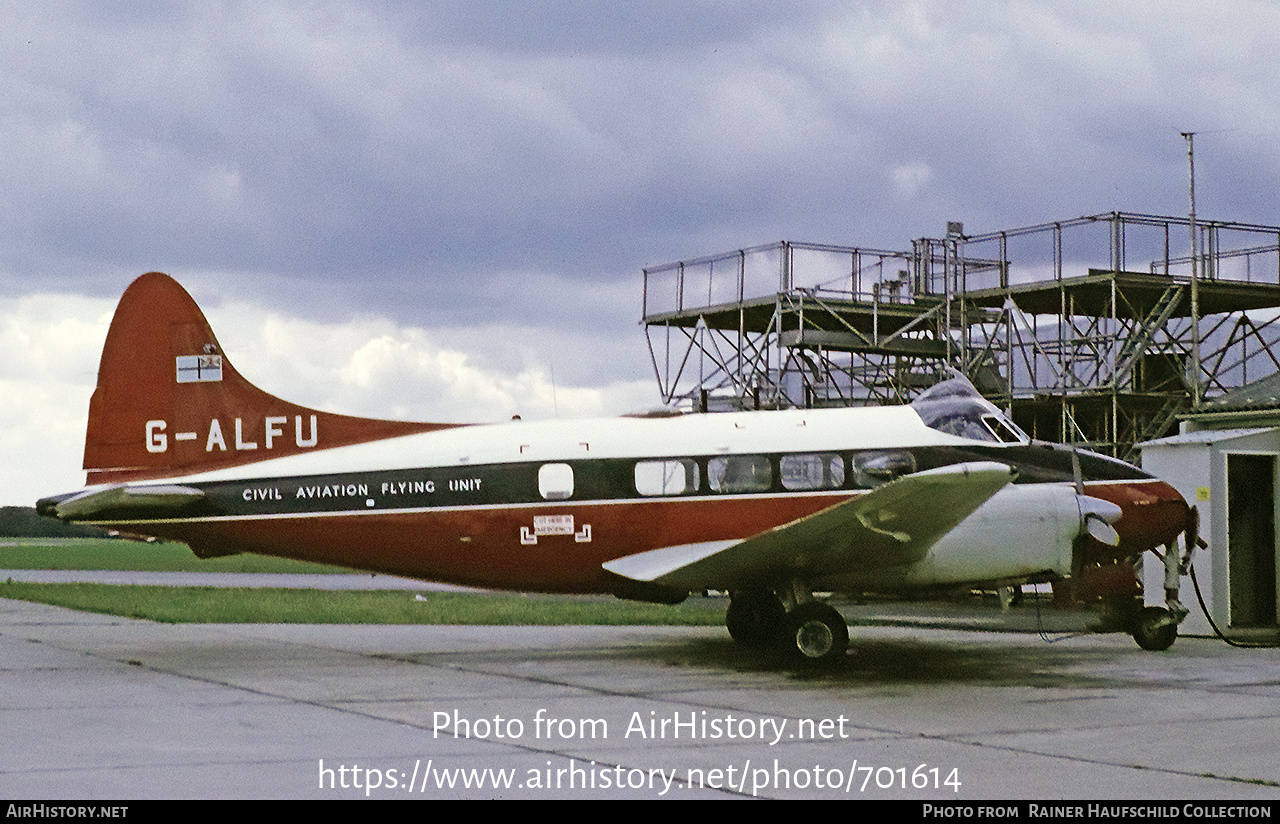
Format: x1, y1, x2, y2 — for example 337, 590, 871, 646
37, 273, 1199, 661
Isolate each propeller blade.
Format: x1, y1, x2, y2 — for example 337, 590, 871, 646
1078, 495, 1123, 547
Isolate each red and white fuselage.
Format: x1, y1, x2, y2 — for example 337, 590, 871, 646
38, 273, 1191, 656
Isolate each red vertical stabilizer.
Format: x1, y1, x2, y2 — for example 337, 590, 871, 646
84, 272, 463, 484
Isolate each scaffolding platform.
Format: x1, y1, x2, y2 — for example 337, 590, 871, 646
964, 269, 1280, 318
642, 212, 1280, 459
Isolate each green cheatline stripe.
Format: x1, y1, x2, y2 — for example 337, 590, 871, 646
0, 580, 727, 626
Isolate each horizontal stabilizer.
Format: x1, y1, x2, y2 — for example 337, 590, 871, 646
603, 461, 1015, 591
46, 484, 206, 522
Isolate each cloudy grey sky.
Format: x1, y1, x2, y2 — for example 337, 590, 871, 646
4, 1, 1280, 504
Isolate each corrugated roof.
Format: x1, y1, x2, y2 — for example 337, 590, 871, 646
1200, 371, 1280, 412
1139, 427, 1272, 448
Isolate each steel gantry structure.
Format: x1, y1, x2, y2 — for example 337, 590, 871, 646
642, 212, 1280, 460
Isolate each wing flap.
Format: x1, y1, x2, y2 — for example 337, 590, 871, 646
603, 461, 1015, 591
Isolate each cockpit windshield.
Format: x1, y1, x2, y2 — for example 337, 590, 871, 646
909, 375, 1029, 444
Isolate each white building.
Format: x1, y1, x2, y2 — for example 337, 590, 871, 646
1139, 375, 1280, 637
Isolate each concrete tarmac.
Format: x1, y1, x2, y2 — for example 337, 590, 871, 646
3, 595, 1280, 801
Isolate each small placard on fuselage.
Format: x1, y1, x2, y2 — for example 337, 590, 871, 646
175, 355, 223, 383
533, 514, 575, 536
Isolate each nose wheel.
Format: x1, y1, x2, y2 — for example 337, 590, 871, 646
1131, 606, 1178, 651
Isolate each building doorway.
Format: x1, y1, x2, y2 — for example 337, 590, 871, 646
1227, 454, 1278, 627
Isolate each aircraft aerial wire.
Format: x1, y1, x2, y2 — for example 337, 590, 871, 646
1028, 585, 1089, 645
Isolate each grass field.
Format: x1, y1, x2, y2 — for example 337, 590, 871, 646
0, 537, 346, 573
0, 538, 728, 626
0, 580, 727, 625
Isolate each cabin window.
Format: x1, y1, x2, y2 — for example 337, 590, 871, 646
853, 450, 915, 488
635, 459, 700, 496
538, 463, 574, 500
780, 453, 846, 491
708, 455, 772, 493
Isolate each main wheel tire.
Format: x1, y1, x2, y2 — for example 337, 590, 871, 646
787, 602, 849, 663
1132, 606, 1178, 651
725, 590, 787, 647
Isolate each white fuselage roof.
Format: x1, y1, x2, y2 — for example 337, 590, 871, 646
143, 405, 973, 487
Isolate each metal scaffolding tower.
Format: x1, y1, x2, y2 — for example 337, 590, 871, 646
642, 212, 1280, 461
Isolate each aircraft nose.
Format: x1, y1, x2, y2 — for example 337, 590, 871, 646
1097, 480, 1190, 552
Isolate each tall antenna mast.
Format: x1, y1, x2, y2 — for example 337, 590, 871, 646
1181, 131, 1201, 405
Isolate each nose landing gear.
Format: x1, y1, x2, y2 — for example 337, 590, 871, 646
1131, 606, 1179, 651
1128, 516, 1200, 651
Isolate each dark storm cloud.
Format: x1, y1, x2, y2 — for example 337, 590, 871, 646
8, 0, 1280, 506
3, 1, 1280, 324
0, 1, 857, 326
392, 0, 836, 54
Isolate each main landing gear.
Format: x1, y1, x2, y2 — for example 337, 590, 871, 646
727, 588, 849, 664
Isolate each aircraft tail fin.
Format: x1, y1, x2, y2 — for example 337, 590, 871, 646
84, 272, 460, 484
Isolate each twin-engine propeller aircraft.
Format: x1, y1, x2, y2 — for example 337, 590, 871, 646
38, 273, 1198, 661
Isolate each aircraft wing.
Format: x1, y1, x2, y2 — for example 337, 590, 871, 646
603, 461, 1015, 591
